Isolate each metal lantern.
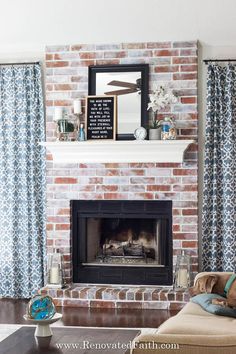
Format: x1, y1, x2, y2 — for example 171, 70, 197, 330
174, 250, 191, 290
47, 249, 64, 288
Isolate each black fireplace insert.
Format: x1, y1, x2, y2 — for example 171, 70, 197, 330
71, 200, 172, 285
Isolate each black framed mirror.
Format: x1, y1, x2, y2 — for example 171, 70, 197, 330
88, 64, 149, 140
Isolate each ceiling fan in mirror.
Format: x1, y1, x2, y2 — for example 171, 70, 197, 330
104, 78, 141, 96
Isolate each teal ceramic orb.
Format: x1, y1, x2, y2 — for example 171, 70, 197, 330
27, 295, 56, 320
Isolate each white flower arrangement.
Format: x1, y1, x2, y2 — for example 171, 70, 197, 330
147, 86, 177, 113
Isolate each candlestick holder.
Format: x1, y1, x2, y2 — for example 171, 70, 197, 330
174, 250, 191, 290
72, 113, 80, 133
46, 249, 65, 289
73, 99, 83, 137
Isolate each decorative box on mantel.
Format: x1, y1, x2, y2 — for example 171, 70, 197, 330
40, 140, 194, 164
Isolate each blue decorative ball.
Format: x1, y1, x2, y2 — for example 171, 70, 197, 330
27, 295, 56, 320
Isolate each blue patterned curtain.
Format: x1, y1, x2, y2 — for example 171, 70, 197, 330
0, 63, 46, 298
202, 64, 236, 271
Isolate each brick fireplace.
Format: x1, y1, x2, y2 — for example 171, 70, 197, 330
43, 40, 198, 309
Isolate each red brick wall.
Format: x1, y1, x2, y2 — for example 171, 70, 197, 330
45, 41, 198, 283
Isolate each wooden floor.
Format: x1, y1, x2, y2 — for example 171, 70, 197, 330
0, 299, 178, 328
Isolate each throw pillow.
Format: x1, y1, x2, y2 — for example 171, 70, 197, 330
191, 293, 236, 318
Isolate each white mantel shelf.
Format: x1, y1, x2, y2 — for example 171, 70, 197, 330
39, 140, 195, 163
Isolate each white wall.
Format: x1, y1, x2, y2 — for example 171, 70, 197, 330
0, 0, 236, 57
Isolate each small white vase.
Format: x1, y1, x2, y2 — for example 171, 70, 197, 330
149, 128, 161, 140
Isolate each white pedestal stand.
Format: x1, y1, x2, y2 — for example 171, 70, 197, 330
23, 313, 62, 337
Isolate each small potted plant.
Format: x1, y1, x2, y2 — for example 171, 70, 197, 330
147, 86, 177, 140
149, 115, 162, 140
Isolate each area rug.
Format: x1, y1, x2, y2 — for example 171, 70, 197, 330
0, 324, 21, 342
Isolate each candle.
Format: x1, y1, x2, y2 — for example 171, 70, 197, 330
177, 269, 188, 288
73, 100, 82, 114
54, 107, 63, 121
49, 266, 60, 284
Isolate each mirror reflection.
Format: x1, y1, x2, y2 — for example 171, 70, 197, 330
96, 72, 141, 135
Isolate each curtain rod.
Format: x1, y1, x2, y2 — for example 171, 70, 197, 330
0, 61, 40, 66
203, 59, 236, 64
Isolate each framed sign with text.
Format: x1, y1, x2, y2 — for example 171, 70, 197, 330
85, 95, 117, 140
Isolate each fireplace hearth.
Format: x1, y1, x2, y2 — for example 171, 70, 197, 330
71, 200, 172, 285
